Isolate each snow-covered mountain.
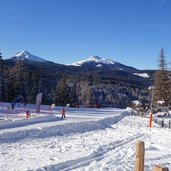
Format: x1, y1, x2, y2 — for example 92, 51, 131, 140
8, 52, 138, 72
70, 56, 115, 66
10, 51, 46, 62
69, 55, 137, 72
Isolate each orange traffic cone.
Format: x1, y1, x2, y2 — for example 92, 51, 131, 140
149, 112, 152, 127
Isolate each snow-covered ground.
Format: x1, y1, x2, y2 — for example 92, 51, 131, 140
0, 103, 171, 171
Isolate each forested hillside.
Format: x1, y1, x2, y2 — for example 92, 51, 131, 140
0, 55, 155, 108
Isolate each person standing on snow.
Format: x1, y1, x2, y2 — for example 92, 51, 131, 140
61, 108, 66, 119
26, 110, 30, 119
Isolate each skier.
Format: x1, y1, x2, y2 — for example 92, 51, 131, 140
26, 110, 30, 119
61, 108, 66, 119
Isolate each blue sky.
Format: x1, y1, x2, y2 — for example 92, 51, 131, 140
0, 0, 171, 70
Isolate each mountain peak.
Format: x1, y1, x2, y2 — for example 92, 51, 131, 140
68, 55, 137, 72
11, 51, 46, 62
15, 51, 31, 58
69, 56, 115, 66
88, 56, 115, 64
89, 56, 101, 60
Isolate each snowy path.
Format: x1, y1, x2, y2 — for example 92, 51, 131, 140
38, 116, 149, 171
0, 107, 171, 171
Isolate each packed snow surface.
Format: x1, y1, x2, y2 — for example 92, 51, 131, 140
0, 103, 171, 171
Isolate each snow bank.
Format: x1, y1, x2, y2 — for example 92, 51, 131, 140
0, 116, 62, 130
0, 110, 129, 143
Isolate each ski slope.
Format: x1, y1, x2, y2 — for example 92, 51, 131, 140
0, 104, 171, 171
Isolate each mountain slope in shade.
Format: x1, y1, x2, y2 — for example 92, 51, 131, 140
68, 55, 138, 72
11, 51, 46, 62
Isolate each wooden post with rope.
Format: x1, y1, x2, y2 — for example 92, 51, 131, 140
135, 141, 145, 171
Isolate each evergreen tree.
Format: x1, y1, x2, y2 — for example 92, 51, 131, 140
0, 52, 4, 71
78, 81, 89, 106
7, 60, 27, 101
69, 82, 78, 107
54, 76, 70, 106
31, 68, 42, 102
153, 48, 171, 107
0, 52, 4, 101
0, 53, 8, 102
158, 48, 166, 70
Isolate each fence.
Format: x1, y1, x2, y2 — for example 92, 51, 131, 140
153, 118, 171, 128
134, 110, 171, 129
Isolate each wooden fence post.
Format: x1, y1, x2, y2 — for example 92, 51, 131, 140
152, 165, 169, 171
135, 141, 145, 171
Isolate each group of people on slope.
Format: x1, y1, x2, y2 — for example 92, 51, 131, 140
25, 108, 66, 119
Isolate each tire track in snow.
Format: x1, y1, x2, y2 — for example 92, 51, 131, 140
36, 133, 147, 171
